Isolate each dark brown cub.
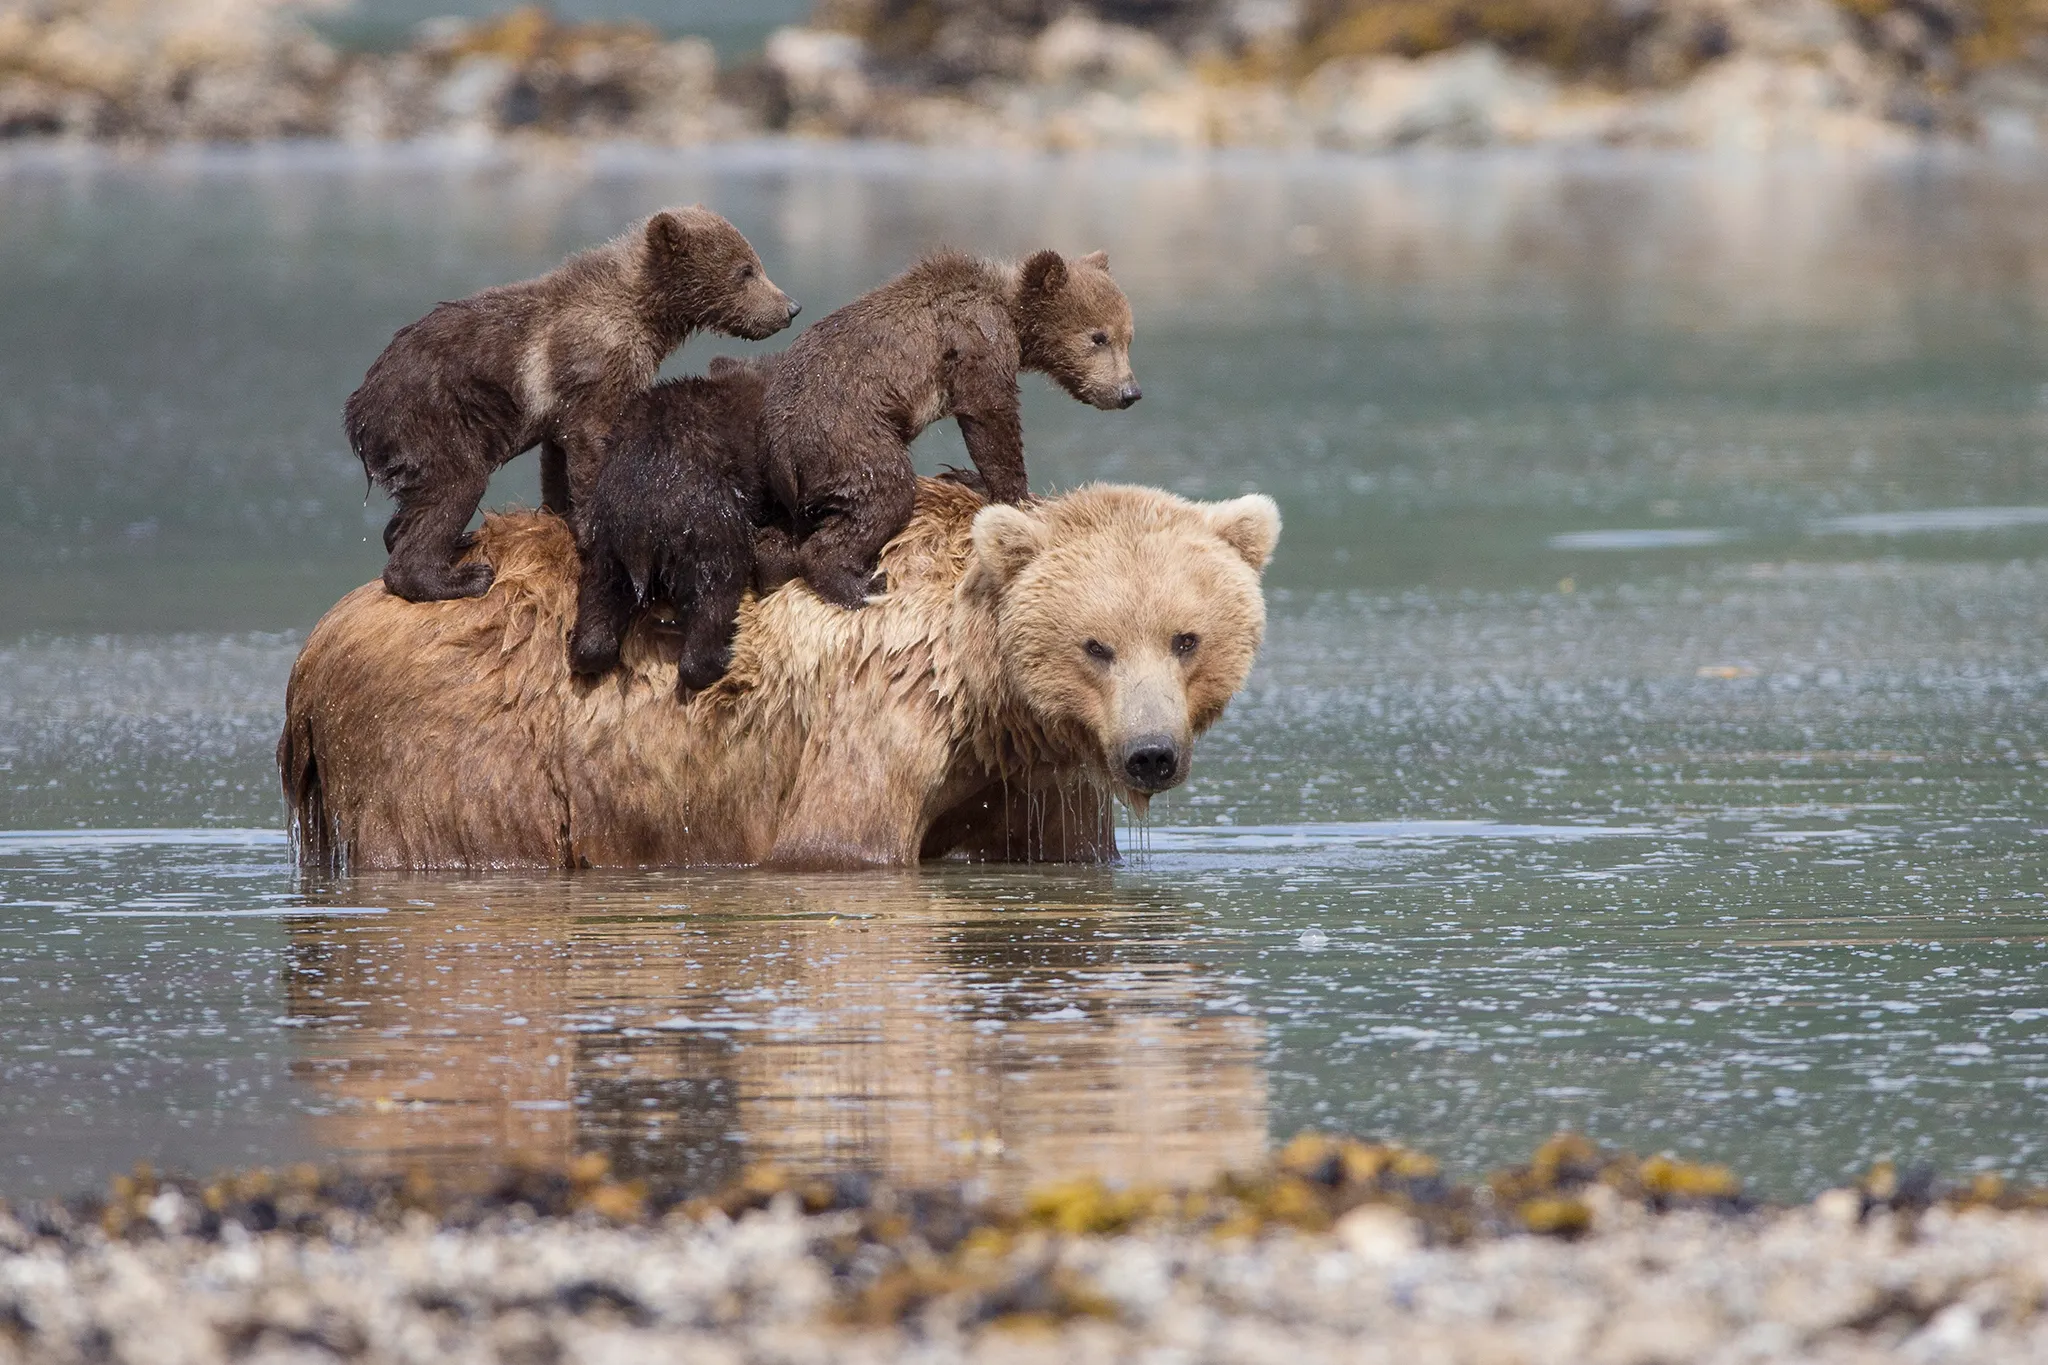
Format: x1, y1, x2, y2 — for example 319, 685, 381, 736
568, 354, 792, 697
762, 248, 1138, 609
343, 206, 798, 602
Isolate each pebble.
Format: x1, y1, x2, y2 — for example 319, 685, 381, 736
4, 1134, 2047, 1364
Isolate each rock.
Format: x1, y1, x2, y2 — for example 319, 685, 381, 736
763, 26, 870, 133
1334, 1203, 1420, 1262
1302, 44, 1571, 149
1968, 64, 2048, 149
1813, 1187, 1864, 1227
1030, 14, 1183, 95
432, 52, 516, 136
633, 39, 725, 144
1649, 51, 1909, 152
1223, 0, 1306, 59
0, 0, 2036, 152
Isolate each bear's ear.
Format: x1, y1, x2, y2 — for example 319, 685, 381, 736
1202, 494, 1282, 572
706, 355, 744, 378
1020, 249, 1068, 298
646, 208, 708, 260
969, 503, 1047, 589
1077, 249, 1109, 271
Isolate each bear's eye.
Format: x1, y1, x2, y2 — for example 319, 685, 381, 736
1090, 330, 1109, 347
1171, 632, 1199, 657
738, 264, 757, 281
1083, 639, 1115, 664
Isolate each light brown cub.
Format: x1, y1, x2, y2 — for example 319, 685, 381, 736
344, 206, 798, 602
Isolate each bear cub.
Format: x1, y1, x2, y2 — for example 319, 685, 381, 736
344, 206, 798, 603
762, 248, 1139, 610
568, 353, 791, 697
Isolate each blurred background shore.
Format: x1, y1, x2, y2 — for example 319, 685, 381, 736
6, 0, 2048, 152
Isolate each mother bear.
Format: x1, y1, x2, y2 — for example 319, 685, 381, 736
280, 478, 1279, 871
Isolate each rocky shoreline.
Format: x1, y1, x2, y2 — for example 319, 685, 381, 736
4, 1136, 2047, 1363
6, 0, 2048, 153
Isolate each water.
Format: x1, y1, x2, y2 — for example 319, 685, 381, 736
3, 143, 2047, 1203
312, 0, 811, 57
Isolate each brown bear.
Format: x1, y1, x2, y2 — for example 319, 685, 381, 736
567, 352, 790, 696
343, 206, 799, 603
761, 248, 1140, 610
279, 478, 1279, 871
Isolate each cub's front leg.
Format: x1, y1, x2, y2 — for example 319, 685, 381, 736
949, 348, 1028, 504
539, 440, 571, 517
550, 384, 635, 521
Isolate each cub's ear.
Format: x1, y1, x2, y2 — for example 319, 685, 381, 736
968, 503, 1047, 590
706, 355, 744, 378
647, 206, 712, 258
1077, 249, 1109, 270
647, 210, 689, 258
1020, 249, 1069, 297
1203, 494, 1281, 571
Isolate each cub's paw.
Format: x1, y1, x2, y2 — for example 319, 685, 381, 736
936, 465, 988, 497
675, 655, 732, 700
568, 631, 621, 678
383, 560, 495, 602
804, 569, 878, 611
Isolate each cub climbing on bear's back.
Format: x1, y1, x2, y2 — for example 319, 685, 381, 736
762, 248, 1140, 610
343, 206, 799, 603
568, 353, 790, 697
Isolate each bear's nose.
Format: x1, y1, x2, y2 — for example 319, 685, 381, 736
1117, 383, 1142, 408
786, 299, 801, 321
1121, 737, 1180, 792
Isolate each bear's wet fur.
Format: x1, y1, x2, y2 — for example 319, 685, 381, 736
343, 206, 798, 603
762, 248, 1140, 611
568, 353, 791, 696
279, 479, 1279, 871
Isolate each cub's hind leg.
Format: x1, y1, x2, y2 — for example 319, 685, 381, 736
569, 547, 636, 678
793, 467, 915, 610
672, 543, 749, 698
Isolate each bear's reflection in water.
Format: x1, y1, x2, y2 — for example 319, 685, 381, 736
284, 872, 1268, 1195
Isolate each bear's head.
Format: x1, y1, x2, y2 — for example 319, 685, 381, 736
644, 206, 801, 342
1013, 249, 1140, 411
964, 485, 1279, 807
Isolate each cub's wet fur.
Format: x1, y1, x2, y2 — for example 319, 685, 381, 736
763, 248, 1139, 610
344, 206, 798, 602
568, 354, 791, 697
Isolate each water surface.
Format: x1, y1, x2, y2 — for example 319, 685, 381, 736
2, 144, 2045, 1201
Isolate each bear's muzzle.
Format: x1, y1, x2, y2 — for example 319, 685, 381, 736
1119, 734, 1182, 794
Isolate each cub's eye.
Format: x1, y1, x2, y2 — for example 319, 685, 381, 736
1171, 632, 1199, 657
1090, 330, 1109, 347
1083, 639, 1115, 664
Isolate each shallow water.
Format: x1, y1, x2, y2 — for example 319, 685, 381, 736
2, 144, 2046, 1202
313, 0, 809, 57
